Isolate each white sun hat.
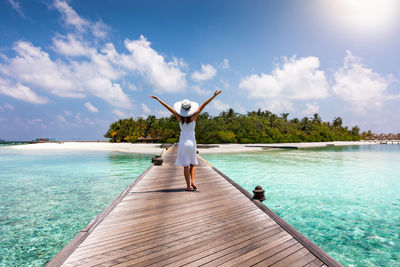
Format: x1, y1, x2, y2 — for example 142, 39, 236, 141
174, 99, 199, 117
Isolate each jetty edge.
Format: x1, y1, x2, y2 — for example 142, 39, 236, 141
47, 144, 342, 266
202, 158, 341, 266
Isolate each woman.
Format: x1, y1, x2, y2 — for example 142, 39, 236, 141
149, 90, 222, 191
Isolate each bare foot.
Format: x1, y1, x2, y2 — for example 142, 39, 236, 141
185, 187, 193, 191
191, 183, 197, 191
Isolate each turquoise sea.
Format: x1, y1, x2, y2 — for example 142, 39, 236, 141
0, 144, 399, 266
0, 146, 150, 266
203, 145, 400, 266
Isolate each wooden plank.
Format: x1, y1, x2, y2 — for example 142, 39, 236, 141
68, 206, 259, 260
208, 238, 299, 267
46, 164, 153, 267
270, 247, 310, 266
67, 214, 274, 266
286, 252, 318, 267
46, 232, 88, 267
304, 258, 325, 267
50, 144, 342, 267
71, 207, 258, 258
203, 155, 343, 267
218, 233, 294, 267
161, 225, 283, 267
77, 203, 253, 246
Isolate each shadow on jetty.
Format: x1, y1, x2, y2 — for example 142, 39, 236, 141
133, 188, 198, 193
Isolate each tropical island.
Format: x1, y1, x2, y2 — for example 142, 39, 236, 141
104, 109, 376, 144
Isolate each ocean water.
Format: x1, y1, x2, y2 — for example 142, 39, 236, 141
203, 145, 400, 266
0, 147, 150, 266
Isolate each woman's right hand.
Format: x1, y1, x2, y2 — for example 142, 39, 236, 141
214, 90, 222, 97
149, 95, 158, 99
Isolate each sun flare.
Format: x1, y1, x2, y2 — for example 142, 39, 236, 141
324, 0, 400, 36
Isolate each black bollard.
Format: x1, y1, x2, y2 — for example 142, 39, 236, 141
151, 155, 163, 165
252, 185, 266, 202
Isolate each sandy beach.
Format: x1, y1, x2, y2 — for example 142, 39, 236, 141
8, 142, 165, 154
7, 141, 379, 154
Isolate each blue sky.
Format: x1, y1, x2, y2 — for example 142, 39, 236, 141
1, 0, 399, 140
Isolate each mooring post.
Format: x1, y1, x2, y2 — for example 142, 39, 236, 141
252, 185, 266, 202
151, 155, 163, 165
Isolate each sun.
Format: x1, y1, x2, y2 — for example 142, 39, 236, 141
323, 0, 400, 37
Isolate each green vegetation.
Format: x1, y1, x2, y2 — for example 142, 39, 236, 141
104, 109, 367, 143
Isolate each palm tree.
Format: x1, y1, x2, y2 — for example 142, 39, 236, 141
227, 108, 235, 118
301, 117, 311, 131
280, 113, 289, 122
333, 117, 343, 128
351, 126, 360, 136
312, 113, 322, 124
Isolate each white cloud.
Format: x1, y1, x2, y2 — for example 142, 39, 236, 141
220, 79, 230, 88
1, 41, 83, 97
302, 102, 320, 115
8, 0, 25, 18
57, 114, 67, 123
91, 20, 109, 39
0, 41, 132, 108
157, 110, 171, 118
122, 36, 187, 93
1, 1, 189, 109
26, 118, 46, 128
64, 109, 73, 116
83, 77, 131, 108
211, 99, 230, 111
52, 34, 94, 56
1, 103, 14, 111
0, 77, 49, 104
333, 51, 396, 111
84, 102, 99, 113
191, 64, 217, 81
141, 103, 151, 114
219, 58, 230, 69
5, 103, 14, 110
54, 0, 89, 32
126, 82, 138, 91
233, 103, 246, 114
259, 99, 294, 114
112, 109, 128, 118
74, 113, 95, 125
51, 112, 99, 128
192, 85, 211, 96
54, 0, 109, 38
239, 56, 329, 100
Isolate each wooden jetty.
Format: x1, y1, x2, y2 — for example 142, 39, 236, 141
47, 145, 342, 267
379, 140, 400, 144
0, 141, 35, 145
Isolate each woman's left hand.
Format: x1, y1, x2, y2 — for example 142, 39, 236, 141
149, 95, 158, 99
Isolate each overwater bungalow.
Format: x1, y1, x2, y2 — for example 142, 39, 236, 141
136, 136, 160, 143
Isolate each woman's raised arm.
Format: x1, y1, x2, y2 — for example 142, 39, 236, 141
192, 90, 222, 120
149, 95, 180, 120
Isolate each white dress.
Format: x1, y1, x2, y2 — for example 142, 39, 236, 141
175, 120, 198, 167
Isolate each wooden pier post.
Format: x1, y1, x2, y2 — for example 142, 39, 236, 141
253, 185, 266, 202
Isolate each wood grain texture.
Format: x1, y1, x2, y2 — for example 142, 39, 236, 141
47, 144, 341, 267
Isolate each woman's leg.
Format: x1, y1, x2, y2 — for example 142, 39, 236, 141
190, 165, 197, 190
184, 166, 191, 190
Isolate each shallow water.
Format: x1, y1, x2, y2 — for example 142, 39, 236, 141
0, 147, 150, 266
203, 145, 400, 266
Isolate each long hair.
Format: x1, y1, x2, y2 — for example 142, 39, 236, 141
181, 116, 192, 124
